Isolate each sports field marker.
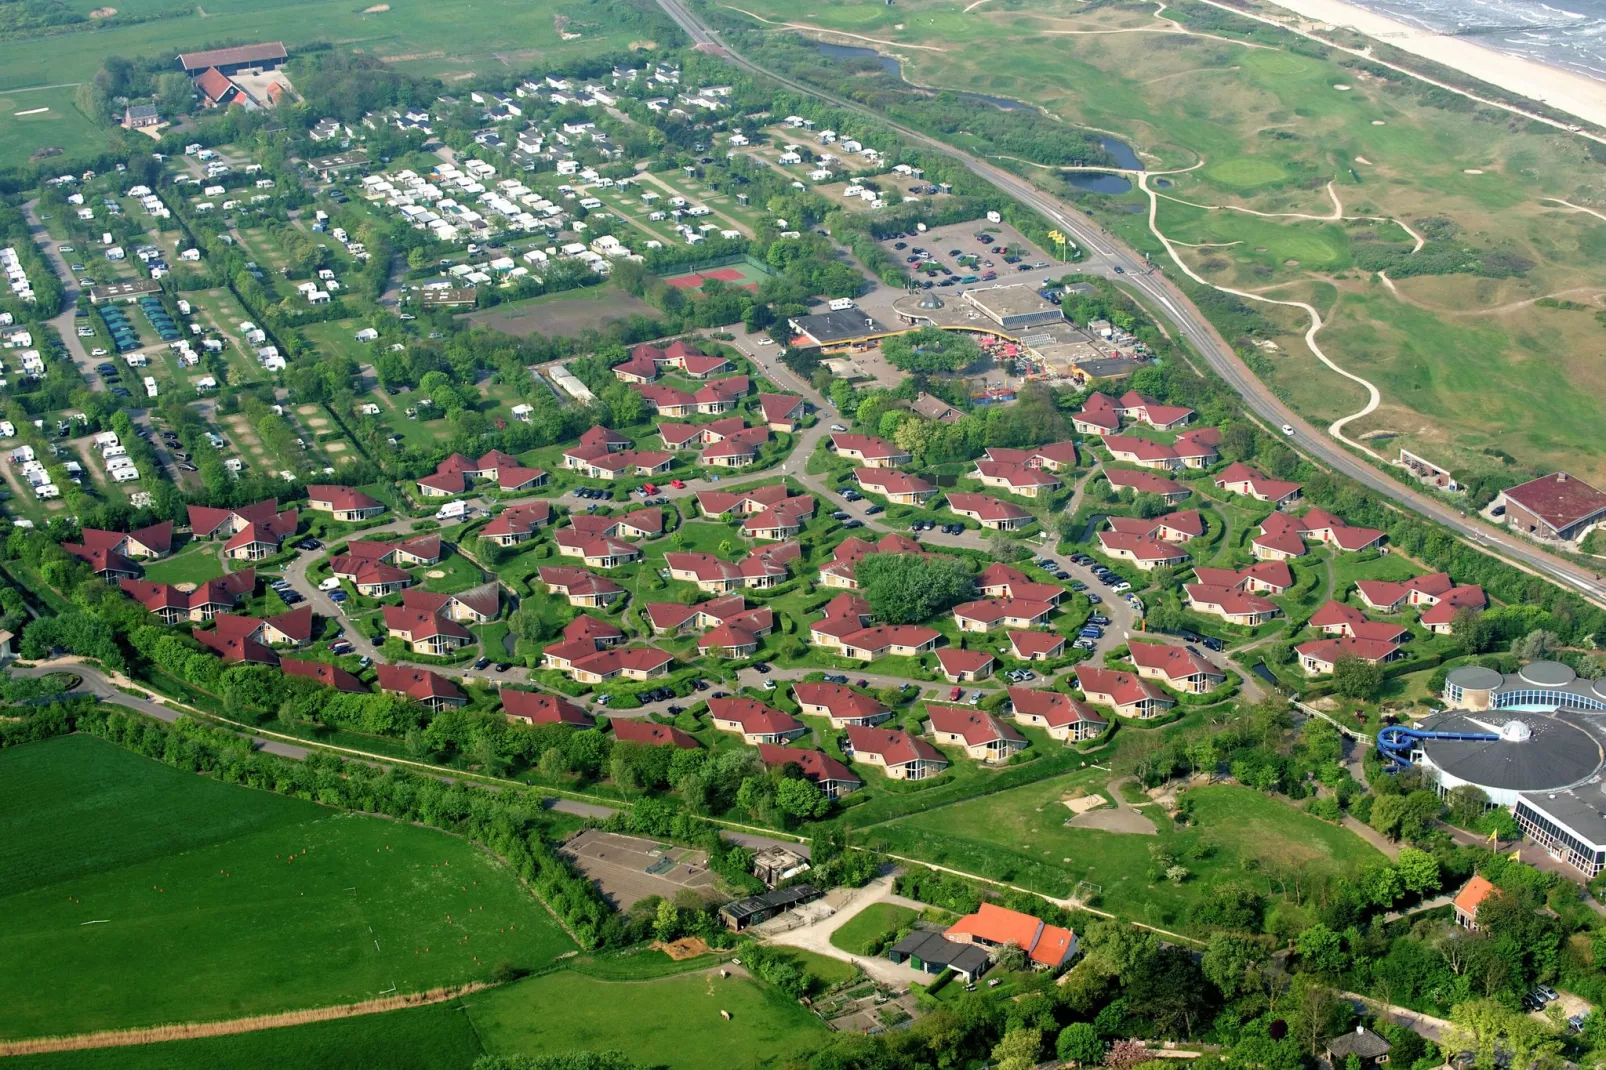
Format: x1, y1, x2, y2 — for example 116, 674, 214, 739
79, 919, 109, 925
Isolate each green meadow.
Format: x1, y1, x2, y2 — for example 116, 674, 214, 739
0, 735, 575, 1040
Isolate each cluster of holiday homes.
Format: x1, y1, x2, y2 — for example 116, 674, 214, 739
827, 433, 1078, 504
60, 503, 296, 584
416, 449, 548, 497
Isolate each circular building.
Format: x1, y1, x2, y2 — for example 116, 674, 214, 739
1411, 709, 1604, 808
1443, 659, 1606, 714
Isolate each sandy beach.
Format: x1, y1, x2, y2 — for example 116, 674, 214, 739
1256, 0, 1606, 129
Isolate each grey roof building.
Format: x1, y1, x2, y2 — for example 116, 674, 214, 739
1326, 1027, 1391, 1066
888, 928, 992, 982
718, 883, 820, 931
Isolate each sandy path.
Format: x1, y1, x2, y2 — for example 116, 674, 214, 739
1156, 181, 1423, 250
0, 984, 489, 1057
1141, 171, 1384, 458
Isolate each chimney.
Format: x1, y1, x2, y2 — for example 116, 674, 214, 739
1357, 1026, 1366, 1035
1558, 472, 1569, 482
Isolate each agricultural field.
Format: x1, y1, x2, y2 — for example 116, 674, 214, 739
718, 0, 1606, 483
0, 0, 660, 114
0, 735, 575, 1040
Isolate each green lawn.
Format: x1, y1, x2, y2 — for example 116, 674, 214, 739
462, 968, 829, 1069
418, 549, 488, 594
140, 543, 225, 586
0, 736, 575, 1039
827, 903, 919, 955
776, 947, 859, 991
865, 781, 1383, 933
0, 86, 113, 168
4, 999, 485, 1070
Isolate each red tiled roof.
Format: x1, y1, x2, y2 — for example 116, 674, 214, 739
974, 460, 1061, 489
935, 648, 995, 675
1254, 511, 1308, 556
611, 719, 699, 749
498, 466, 546, 491
1185, 583, 1278, 617
856, 468, 935, 496
925, 704, 1024, 746
194, 614, 277, 665
500, 688, 593, 727
757, 745, 861, 787
1076, 392, 1121, 430
1097, 529, 1190, 562
1420, 585, 1487, 625
1008, 687, 1104, 727
1453, 875, 1496, 917
1009, 630, 1066, 658
759, 393, 805, 424
281, 658, 366, 693
483, 500, 551, 538
194, 67, 239, 104
264, 605, 313, 643
846, 725, 945, 767
383, 604, 473, 641
1297, 635, 1399, 666
839, 623, 940, 652
1104, 469, 1185, 497
699, 622, 761, 651
540, 567, 623, 597
954, 597, 1053, 624
793, 682, 886, 721
307, 485, 381, 512
1103, 435, 1179, 464
376, 664, 464, 704
1075, 665, 1166, 706
947, 492, 1031, 522
1127, 640, 1220, 683
831, 433, 904, 459
709, 697, 801, 735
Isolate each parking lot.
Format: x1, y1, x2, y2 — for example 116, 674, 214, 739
872, 218, 1058, 298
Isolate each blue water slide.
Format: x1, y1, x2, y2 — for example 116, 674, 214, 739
1377, 724, 1499, 768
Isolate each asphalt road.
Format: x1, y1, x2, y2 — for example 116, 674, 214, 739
652, 0, 1606, 611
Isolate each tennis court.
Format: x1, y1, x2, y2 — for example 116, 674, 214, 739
664, 264, 765, 292
559, 828, 719, 908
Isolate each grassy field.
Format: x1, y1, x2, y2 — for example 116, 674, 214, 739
140, 543, 225, 585
5, 1000, 485, 1070
827, 903, 918, 955
0, 86, 110, 163
462, 968, 829, 1069
865, 780, 1382, 932
0, 735, 575, 1039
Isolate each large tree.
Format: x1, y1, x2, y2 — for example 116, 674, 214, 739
881, 327, 982, 374
856, 553, 975, 624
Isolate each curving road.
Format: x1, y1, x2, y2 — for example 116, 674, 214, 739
654, 0, 1606, 610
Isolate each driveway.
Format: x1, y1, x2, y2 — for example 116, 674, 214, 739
761, 874, 929, 986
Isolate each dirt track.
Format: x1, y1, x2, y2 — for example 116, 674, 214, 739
0, 983, 489, 1057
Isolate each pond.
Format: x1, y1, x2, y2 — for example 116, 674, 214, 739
816, 42, 902, 76
1099, 136, 1142, 171
1067, 172, 1133, 195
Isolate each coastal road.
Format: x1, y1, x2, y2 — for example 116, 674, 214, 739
654, 0, 1606, 610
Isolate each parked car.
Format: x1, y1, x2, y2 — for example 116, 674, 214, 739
1086, 593, 1102, 604
473, 656, 490, 670
831, 510, 849, 520
823, 674, 848, 685
1111, 581, 1132, 593
865, 504, 884, 515
830, 423, 847, 432
495, 663, 512, 673
950, 686, 964, 701
843, 519, 863, 529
